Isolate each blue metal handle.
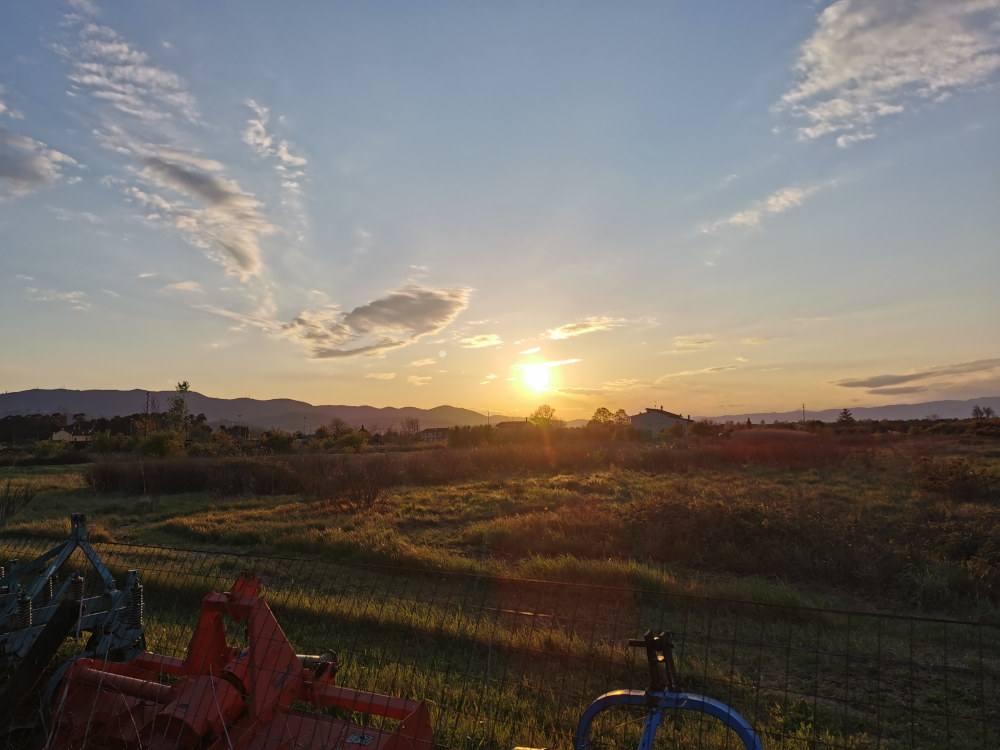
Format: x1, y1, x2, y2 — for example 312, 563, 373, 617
574, 689, 763, 750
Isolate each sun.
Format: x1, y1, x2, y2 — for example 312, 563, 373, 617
521, 363, 551, 393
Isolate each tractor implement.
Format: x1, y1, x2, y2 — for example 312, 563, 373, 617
0, 514, 145, 732
0, 513, 145, 663
50, 573, 435, 750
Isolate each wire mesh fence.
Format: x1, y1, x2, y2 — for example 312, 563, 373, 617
1, 533, 998, 750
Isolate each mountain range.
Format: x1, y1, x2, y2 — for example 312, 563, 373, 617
706, 397, 1000, 424
0, 389, 518, 432
0, 389, 997, 431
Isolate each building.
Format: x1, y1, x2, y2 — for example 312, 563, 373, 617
418, 427, 450, 443
629, 407, 692, 434
51, 429, 90, 443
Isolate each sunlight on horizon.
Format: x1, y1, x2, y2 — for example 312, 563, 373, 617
520, 362, 551, 394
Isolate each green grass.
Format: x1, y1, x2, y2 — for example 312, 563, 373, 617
1, 437, 998, 748
3, 444, 999, 616
2, 535, 994, 750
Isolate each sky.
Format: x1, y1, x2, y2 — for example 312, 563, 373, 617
1, 0, 999, 420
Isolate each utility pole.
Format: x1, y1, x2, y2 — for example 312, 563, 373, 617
801, 403, 806, 423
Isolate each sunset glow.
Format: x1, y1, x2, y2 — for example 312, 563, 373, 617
521, 363, 551, 394
0, 2, 997, 419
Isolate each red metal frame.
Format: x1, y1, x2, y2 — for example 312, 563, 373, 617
51, 575, 434, 750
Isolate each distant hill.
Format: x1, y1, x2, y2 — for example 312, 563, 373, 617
0, 389, 518, 432
706, 397, 1000, 424
3, 389, 997, 431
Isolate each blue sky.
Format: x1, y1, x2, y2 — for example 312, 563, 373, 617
1, 0, 998, 418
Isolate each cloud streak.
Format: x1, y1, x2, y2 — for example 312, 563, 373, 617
25, 286, 91, 311
835, 358, 1000, 391
703, 185, 819, 233
664, 334, 715, 353
204, 284, 471, 359
0, 127, 78, 199
133, 148, 275, 279
460, 333, 503, 349
243, 99, 308, 238
656, 364, 739, 381
64, 20, 198, 123
545, 316, 625, 340
779, 0, 1000, 145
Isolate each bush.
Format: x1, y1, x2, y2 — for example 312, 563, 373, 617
137, 432, 184, 457
916, 457, 999, 503
88, 457, 301, 496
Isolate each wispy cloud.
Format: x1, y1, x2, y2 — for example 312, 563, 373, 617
664, 334, 715, 353
67, 0, 99, 16
702, 185, 819, 233
163, 280, 204, 293
131, 147, 275, 279
204, 284, 471, 359
243, 99, 308, 238
0, 127, 78, 199
519, 346, 541, 355
460, 333, 504, 349
243, 99, 306, 167
867, 385, 931, 396
545, 316, 624, 340
778, 0, 1000, 145
63, 20, 198, 122
560, 378, 646, 396
409, 358, 437, 367
365, 372, 397, 381
656, 363, 739, 381
480, 373, 498, 385
0, 85, 24, 120
408, 375, 431, 387
835, 358, 1000, 393
516, 358, 582, 372
59, 12, 275, 282
25, 286, 91, 311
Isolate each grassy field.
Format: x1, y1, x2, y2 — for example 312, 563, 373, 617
1, 434, 998, 748
3, 434, 999, 615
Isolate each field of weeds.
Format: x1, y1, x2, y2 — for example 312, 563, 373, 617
2, 432, 998, 617
1, 433, 998, 748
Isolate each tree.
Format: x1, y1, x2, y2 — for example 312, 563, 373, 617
972, 405, 985, 420
168, 381, 190, 436
837, 408, 856, 425
400, 417, 420, 437
529, 404, 556, 427
613, 408, 630, 425
327, 417, 352, 437
986, 406, 997, 419
589, 407, 613, 426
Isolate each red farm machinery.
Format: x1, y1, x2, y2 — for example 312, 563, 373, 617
1, 516, 434, 750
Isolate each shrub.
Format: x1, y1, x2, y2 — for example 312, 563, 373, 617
88, 457, 301, 496
916, 457, 999, 503
138, 432, 184, 457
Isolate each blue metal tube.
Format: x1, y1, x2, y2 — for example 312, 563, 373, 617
574, 690, 763, 750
